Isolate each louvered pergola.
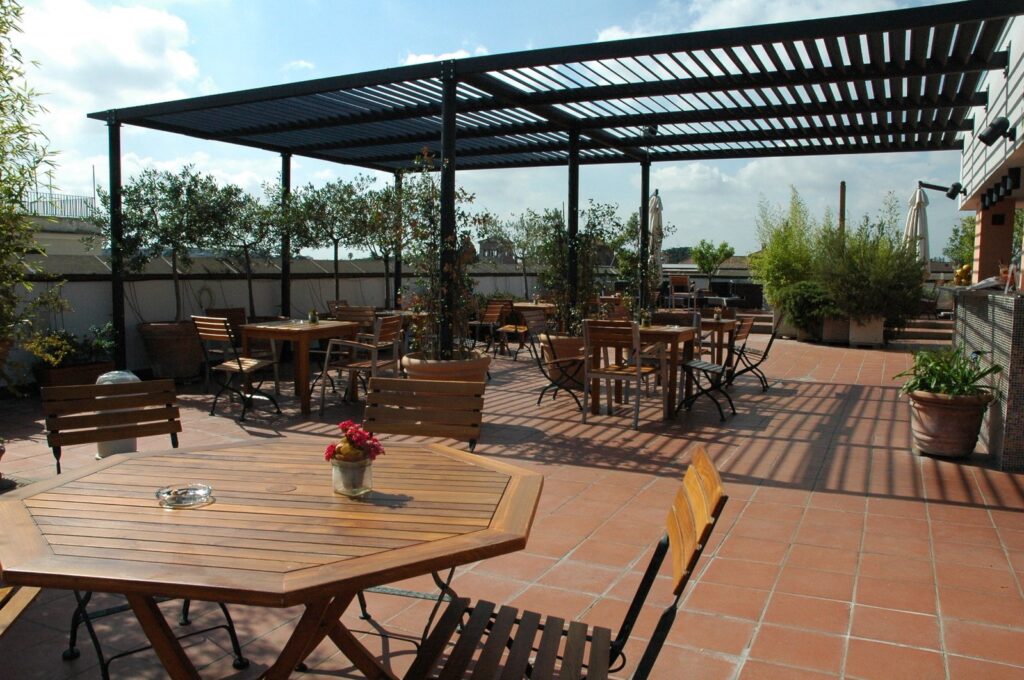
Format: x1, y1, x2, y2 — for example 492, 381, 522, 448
90, 0, 1024, 365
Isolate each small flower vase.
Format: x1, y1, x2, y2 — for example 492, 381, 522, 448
714, 312, 722, 321
332, 458, 372, 497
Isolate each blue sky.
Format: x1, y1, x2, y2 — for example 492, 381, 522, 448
17, 0, 965, 258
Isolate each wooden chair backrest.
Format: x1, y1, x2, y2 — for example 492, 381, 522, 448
41, 379, 182, 450
480, 300, 511, 324
334, 306, 377, 331
327, 300, 349, 317
665, 446, 726, 596
584, 319, 639, 356
205, 307, 246, 334
0, 584, 41, 640
374, 314, 404, 344
364, 378, 485, 449
520, 308, 548, 336
652, 310, 697, 327
733, 317, 753, 346
670, 275, 691, 292
666, 482, 700, 596
192, 315, 236, 345
690, 444, 726, 518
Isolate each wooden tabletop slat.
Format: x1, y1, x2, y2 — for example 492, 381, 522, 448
0, 441, 542, 607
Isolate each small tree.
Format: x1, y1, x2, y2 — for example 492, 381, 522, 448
218, 185, 276, 318
477, 210, 544, 298
352, 181, 406, 307
302, 176, 375, 301
691, 239, 735, 281
749, 187, 817, 305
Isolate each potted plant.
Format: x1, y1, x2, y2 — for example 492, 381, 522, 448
775, 281, 831, 341
324, 419, 385, 497
400, 152, 490, 381
894, 345, 1002, 458
25, 323, 116, 387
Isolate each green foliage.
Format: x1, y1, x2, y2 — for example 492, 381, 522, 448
478, 209, 546, 298
691, 239, 735, 278
894, 344, 1002, 396
662, 246, 691, 263
24, 323, 114, 368
1, 0, 62, 352
943, 215, 975, 268
821, 195, 924, 325
748, 188, 816, 305
774, 280, 833, 335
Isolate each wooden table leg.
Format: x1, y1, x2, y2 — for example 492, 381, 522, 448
125, 594, 201, 680
328, 620, 399, 679
664, 341, 679, 421
684, 338, 695, 400
264, 594, 354, 680
296, 337, 311, 415
589, 354, 601, 415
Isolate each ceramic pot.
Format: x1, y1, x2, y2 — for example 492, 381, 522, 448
908, 390, 993, 457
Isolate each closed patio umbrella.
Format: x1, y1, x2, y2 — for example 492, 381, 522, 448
648, 189, 664, 296
904, 186, 930, 263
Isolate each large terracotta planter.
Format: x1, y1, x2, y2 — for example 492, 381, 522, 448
34, 361, 115, 387
849, 316, 885, 348
821, 317, 849, 344
138, 321, 204, 379
772, 309, 798, 339
402, 351, 490, 382
908, 390, 993, 457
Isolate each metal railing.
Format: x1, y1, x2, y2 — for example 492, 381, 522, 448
20, 191, 96, 219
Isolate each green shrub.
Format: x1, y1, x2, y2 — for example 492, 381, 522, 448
895, 344, 1001, 396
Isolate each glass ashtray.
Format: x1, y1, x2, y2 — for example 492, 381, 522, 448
156, 483, 214, 509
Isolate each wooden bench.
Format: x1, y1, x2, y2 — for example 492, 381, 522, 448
364, 377, 485, 452
41, 379, 182, 474
0, 584, 41, 640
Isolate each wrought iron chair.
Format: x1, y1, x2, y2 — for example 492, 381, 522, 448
678, 321, 737, 421
403, 445, 727, 679
533, 332, 585, 410
192, 315, 280, 421
730, 317, 778, 391
497, 307, 547, 361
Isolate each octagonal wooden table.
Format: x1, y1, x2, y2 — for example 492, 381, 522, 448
0, 440, 542, 679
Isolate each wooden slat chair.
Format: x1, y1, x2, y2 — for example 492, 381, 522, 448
41, 379, 182, 475
533, 333, 585, 410
669, 274, 692, 309
729, 317, 778, 392
468, 299, 512, 353
192, 316, 280, 422
582, 319, 660, 430
364, 377, 485, 452
318, 315, 403, 412
0, 583, 41, 641
404, 445, 728, 679
326, 299, 349, 317
678, 322, 738, 422
205, 307, 280, 394
40, 380, 248, 678
496, 307, 547, 361
725, 317, 754, 383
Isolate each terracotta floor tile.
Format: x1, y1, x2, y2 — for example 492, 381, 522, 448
947, 655, 1024, 680
744, 501, 806, 523
855, 576, 937, 614
748, 624, 844, 674
939, 586, 1024, 627
569, 538, 647, 569
538, 559, 624, 595
776, 565, 856, 602
808, 491, 867, 514
1001, 528, 1024, 552
666, 610, 756, 655
787, 544, 859, 575
762, 592, 851, 634
801, 507, 865, 531
858, 553, 935, 584
850, 605, 941, 650
794, 523, 863, 551
927, 503, 995, 526
634, 642, 737, 680
844, 638, 945, 679
935, 561, 1019, 595
730, 516, 800, 543
700, 557, 782, 591
860, 532, 931, 559
505, 585, 597, 622
717, 535, 790, 564
864, 513, 930, 540
867, 497, 928, 519
738, 659, 838, 680
944, 620, 1024, 667
683, 581, 771, 621
932, 539, 1009, 569
930, 520, 1002, 547
469, 551, 558, 581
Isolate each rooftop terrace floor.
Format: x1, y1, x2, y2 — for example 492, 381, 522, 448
2, 338, 1023, 679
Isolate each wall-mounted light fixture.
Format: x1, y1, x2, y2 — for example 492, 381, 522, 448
918, 181, 966, 200
978, 116, 1016, 146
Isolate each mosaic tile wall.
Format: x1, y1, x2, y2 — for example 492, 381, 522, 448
955, 291, 1024, 471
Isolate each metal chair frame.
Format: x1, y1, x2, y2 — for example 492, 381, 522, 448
193, 315, 280, 421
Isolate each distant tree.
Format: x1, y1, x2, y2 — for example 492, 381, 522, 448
217, 185, 276, 318
662, 246, 691, 263
301, 176, 374, 300
691, 239, 735, 280
478, 210, 545, 298
351, 181, 405, 307
943, 215, 975, 267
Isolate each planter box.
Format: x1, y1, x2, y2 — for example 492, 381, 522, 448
822, 317, 849, 344
849, 316, 885, 348
138, 322, 204, 380
773, 309, 799, 339
34, 361, 116, 387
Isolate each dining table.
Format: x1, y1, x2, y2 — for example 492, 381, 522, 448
241, 319, 357, 416
0, 440, 542, 680
701, 318, 737, 364
587, 324, 696, 421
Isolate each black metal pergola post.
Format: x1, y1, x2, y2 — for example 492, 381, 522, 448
107, 116, 126, 370
439, 61, 458, 358
639, 158, 651, 311
393, 171, 403, 309
567, 128, 580, 309
280, 153, 292, 318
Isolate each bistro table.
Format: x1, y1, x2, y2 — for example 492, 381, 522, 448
241, 319, 357, 416
587, 324, 695, 421
512, 302, 557, 317
0, 440, 542, 680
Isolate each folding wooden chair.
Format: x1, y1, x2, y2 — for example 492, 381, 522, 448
678, 322, 738, 421
205, 307, 280, 394
533, 333, 585, 409
405, 445, 727, 679
468, 299, 512, 353
669, 274, 692, 309
192, 315, 280, 421
582, 319, 660, 430
41, 380, 248, 678
318, 314, 403, 411
730, 317, 778, 391
497, 307, 547, 361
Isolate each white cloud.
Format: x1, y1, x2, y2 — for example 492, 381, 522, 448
282, 59, 315, 72
403, 46, 488, 66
